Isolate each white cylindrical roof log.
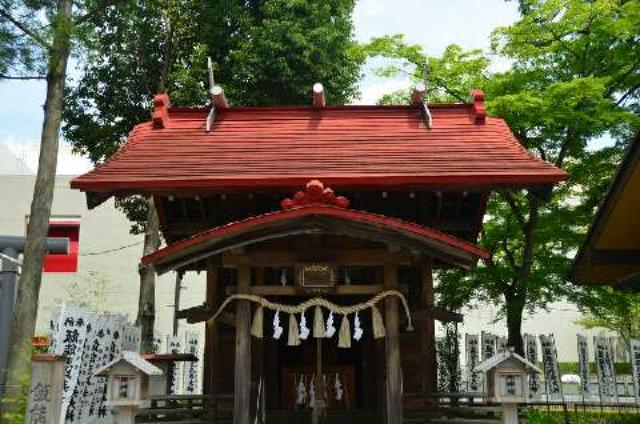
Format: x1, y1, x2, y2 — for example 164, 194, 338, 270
313, 82, 325, 107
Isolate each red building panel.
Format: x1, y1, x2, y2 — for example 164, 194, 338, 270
43, 220, 80, 273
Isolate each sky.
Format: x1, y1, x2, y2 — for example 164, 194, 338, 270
0, 0, 520, 174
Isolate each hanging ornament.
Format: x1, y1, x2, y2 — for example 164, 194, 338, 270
288, 313, 301, 346
323, 374, 328, 400
296, 375, 307, 406
334, 373, 343, 401
308, 375, 316, 408
299, 310, 310, 340
338, 314, 351, 348
251, 306, 264, 338
280, 269, 287, 287
273, 310, 284, 340
313, 306, 325, 338
353, 311, 363, 341
371, 306, 386, 339
325, 312, 336, 338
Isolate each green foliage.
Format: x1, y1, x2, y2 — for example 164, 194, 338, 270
0, 370, 29, 423
524, 409, 640, 424
556, 361, 632, 375
0, 2, 47, 79
446, 0, 639, 349
573, 287, 640, 351
436, 323, 461, 393
63, 0, 364, 232
361, 0, 640, 352
221, 0, 363, 106
359, 36, 489, 104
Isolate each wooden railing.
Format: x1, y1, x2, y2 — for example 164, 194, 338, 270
135, 394, 210, 423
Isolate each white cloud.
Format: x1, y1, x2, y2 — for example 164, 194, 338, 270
355, 77, 411, 105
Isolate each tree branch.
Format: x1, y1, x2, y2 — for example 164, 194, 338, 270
500, 191, 526, 229
604, 59, 640, 97
501, 234, 518, 271
433, 81, 467, 102
0, 8, 50, 49
615, 83, 640, 107
554, 127, 577, 169
0, 74, 46, 80
520, 194, 539, 279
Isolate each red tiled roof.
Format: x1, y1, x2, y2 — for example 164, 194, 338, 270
143, 204, 489, 273
71, 99, 566, 194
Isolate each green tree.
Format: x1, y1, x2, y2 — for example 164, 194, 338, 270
63, 0, 364, 350
0, 0, 122, 416
362, 0, 640, 354
575, 287, 640, 354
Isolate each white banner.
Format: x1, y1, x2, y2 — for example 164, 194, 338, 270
524, 334, 540, 399
539, 334, 563, 400
631, 339, 640, 406
183, 331, 200, 394
594, 336, 618, 403
50, 305, 137, 423
167, 335, 183, 394
577, 334, 590, 397
481, 331, 497, 360
465, 334, 481, 392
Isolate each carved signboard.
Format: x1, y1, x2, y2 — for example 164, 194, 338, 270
296, 263, 337, 293
27, 356, 65, 424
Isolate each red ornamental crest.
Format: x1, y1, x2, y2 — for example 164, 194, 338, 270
281, 180, 350, 210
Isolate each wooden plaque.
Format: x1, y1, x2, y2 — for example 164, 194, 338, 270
296, 263, 337, 289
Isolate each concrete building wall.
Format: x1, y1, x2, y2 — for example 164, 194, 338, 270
0, 175, 206, 342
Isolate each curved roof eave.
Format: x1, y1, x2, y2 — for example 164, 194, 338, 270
143, 205, 490, 275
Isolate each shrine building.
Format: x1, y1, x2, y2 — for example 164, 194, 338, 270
71, 85, 566, 423
571, 130, 640, 292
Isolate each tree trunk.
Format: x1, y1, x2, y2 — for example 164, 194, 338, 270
136, 197, 160, 353
505, 288, 525, 356
0, 0, 72, 417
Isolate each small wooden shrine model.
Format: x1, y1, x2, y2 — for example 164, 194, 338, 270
73, 84, 565, 423
475, 348, 540, 424
95, 351, 164, 423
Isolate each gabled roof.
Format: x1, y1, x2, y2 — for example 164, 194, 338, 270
71, 92, 566, 199
570, 131, 640, 289
94, 351, 163, 377
143, 202, 490, 274
475, 349, 540, 373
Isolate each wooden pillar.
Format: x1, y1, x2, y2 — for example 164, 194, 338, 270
204, 265, 219, 403
384, 263, 402, 424
421, 260, 437, 395
253, 267, 265, 418
234, 263, 252, 424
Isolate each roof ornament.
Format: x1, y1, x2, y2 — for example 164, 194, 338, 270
470, 89, 486, 124
281, 180, 350, 209
313, 83, 326, 107
152, 93, 171, 129
206, 57, 228, 132
411, 62, 433, 129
